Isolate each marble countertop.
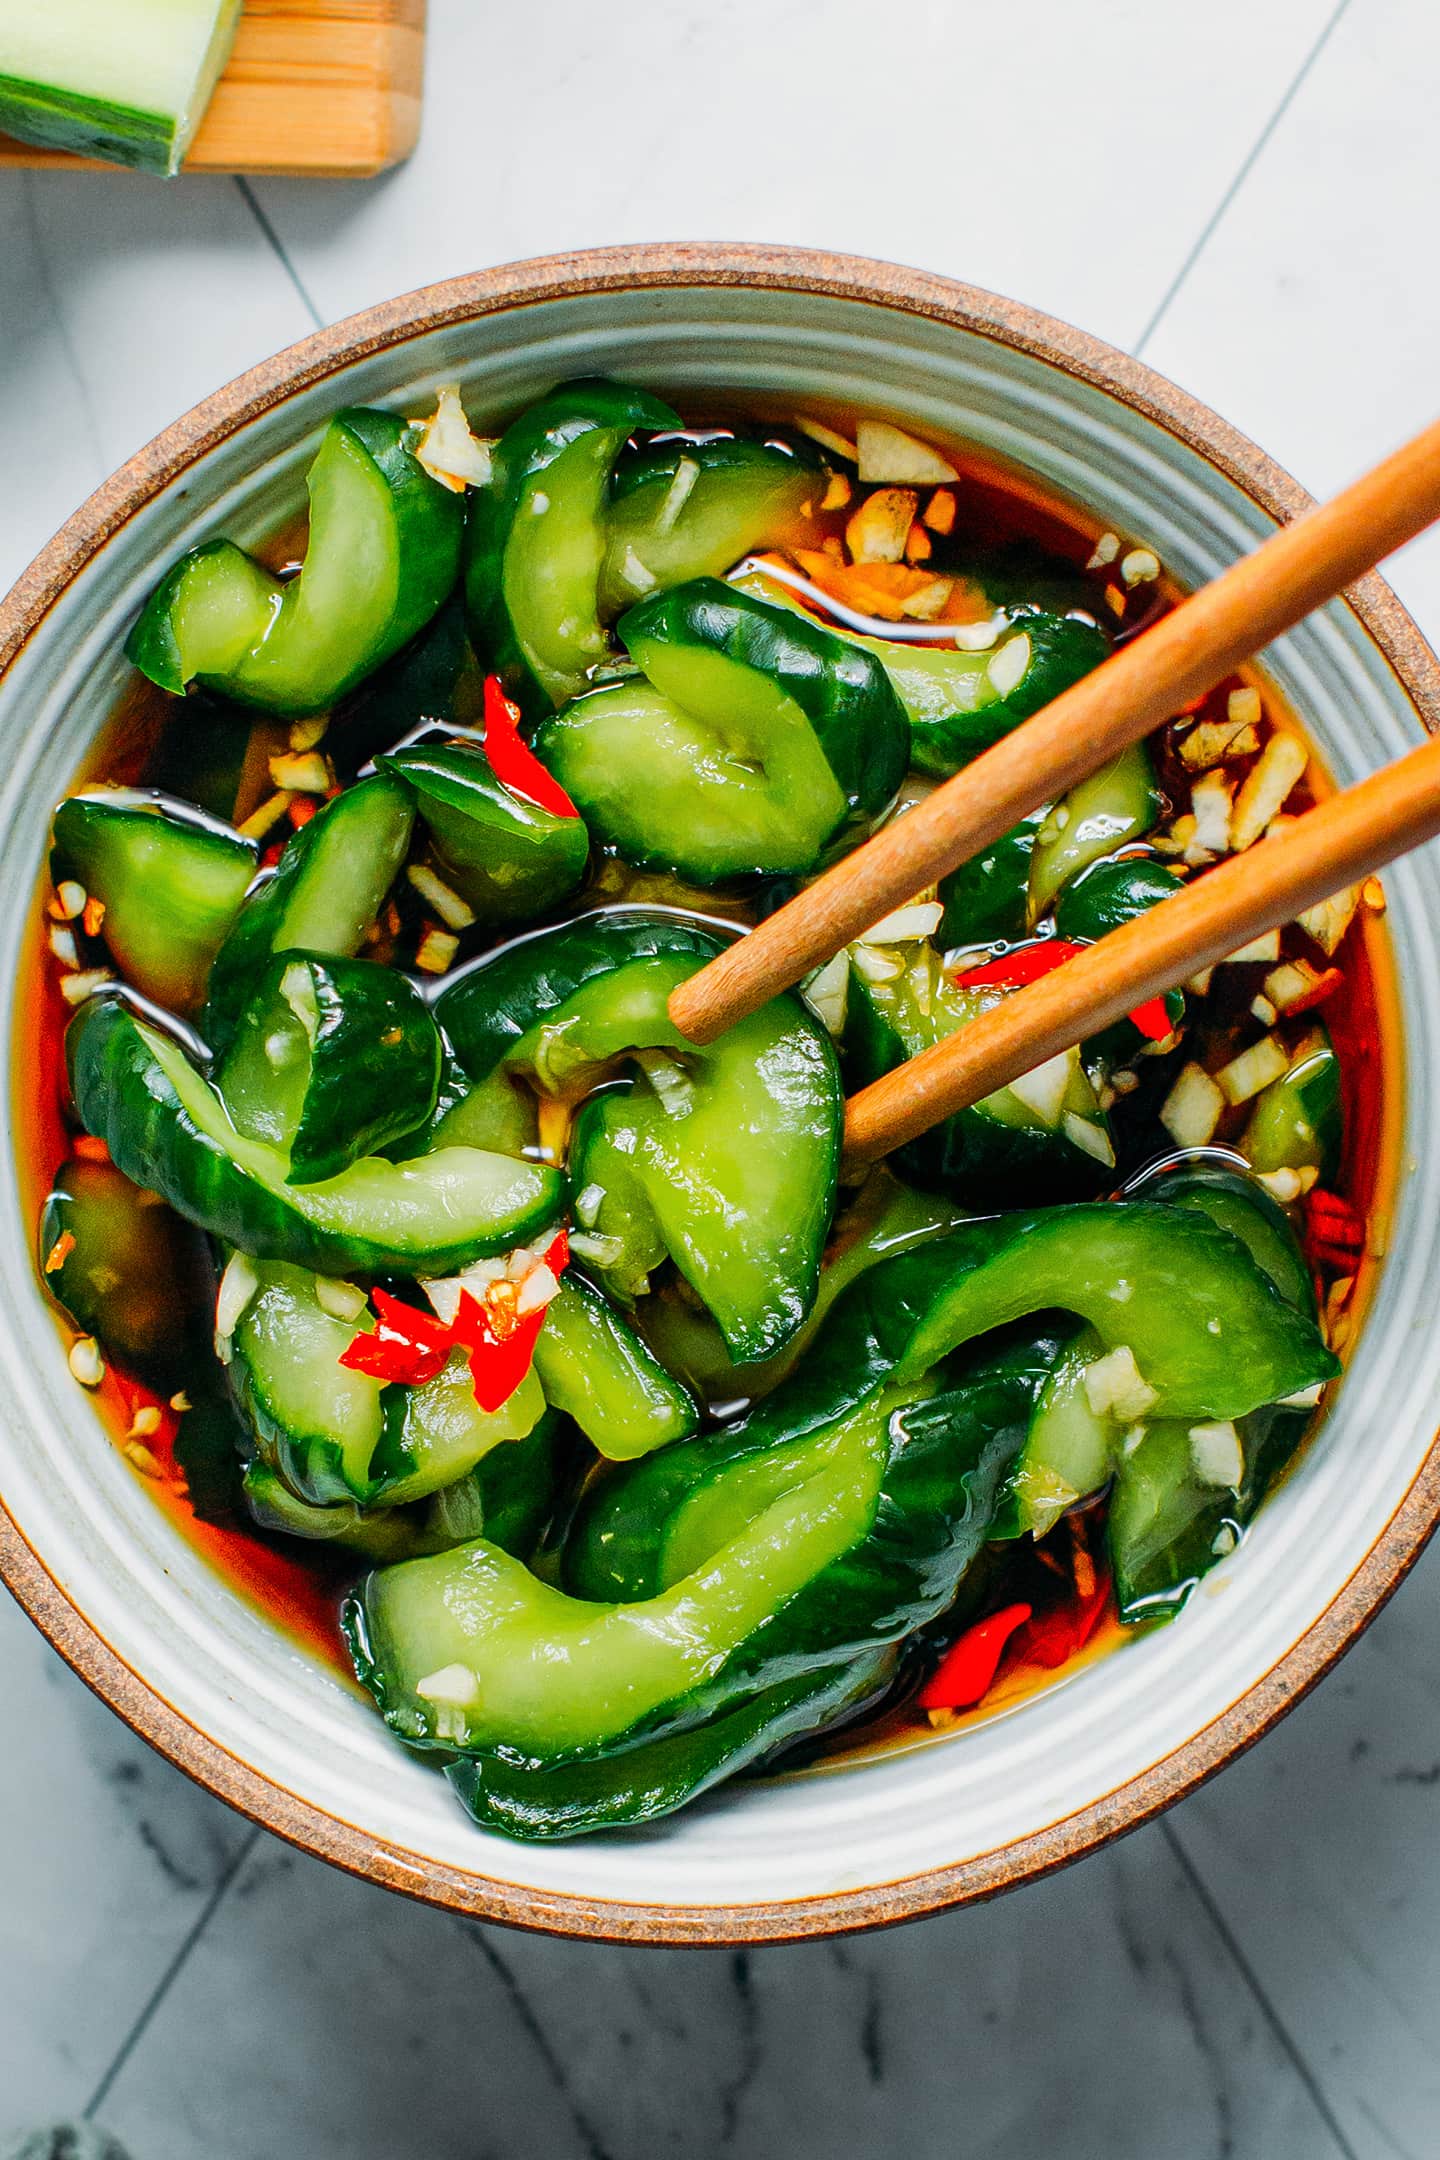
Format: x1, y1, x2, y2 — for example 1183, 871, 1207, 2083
4, 2, 1440, 2153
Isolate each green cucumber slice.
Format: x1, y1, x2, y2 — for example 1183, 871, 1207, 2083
204, 775, 413, 1054
531, 1276, 697, 1460
1027, 742, 1163, 923
436, 911, 842, 1361
39, 1156, 210, 1370
126, 409, 464, 714
1242, 1028, 1342, 1181
50, 789, 256, 1014
465, 379, 680, 713
381, 740, 588, 924
217, 952, 441, 1183
69, 999, 563, 1278
0, 0, 241, 175
600, 435, 822, 616
230, 1260, 544, 1507
534, 579, 908, 883
844, 939, 1112, 1205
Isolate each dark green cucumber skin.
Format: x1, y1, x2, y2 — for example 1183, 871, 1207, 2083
217, 951, 442, 1184
599, 433, 823, 617
908, 615, 1109, 778
68, 999, 563, 1278
331, 596, 471, 782
0, 74, 182, 174
937, 806, 1051, 949
124, 539, 238, 696
531, 1274, 698, 1457
50, 792, 257, 1016
204, 775, 414, 1055
842, 973, 1107, 1209
618, 578, 910, 828
126, 411, 464, 713
246, 1407, 575, 1568
1107, 1162, 1317, 1623
1055, 854, 1185, 940
433, 908, 723, 1085
442, 1651, 895, 1842
38, 1157, 211, 1372
464, 378, 680, 717
381, 740, 589, 924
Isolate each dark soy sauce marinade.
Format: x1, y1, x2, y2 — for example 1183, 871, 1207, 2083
18, 402, 1398, 1747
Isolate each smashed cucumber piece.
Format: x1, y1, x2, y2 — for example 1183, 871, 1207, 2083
217, 952, 441, 1185
531, 1277, 697, 1461
436, 913, 843, 1362
39, 1155, 210, 1371
534, 579, 909, 884
1242, 1026, 1342, 1181
126, 409, 464, 715
227, 1259, 545, 1508
381, 740, 588, 925
464, 378, 680, 714
204, 775, 413, 1055
599, 434, 823, 618
844, 939, 1113, 1207
50, 790, 257, 1015
68, 1000, 564, 1279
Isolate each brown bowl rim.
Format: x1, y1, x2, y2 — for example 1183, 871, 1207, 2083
2, 240, 1437, 1947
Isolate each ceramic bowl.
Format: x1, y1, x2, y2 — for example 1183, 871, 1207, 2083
1, 245, 1436, 1946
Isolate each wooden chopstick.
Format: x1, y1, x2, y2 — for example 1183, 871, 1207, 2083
668, 413, 1440, 1046
842, 731, 1440, 1167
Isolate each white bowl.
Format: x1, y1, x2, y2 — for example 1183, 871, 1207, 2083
1, 244, 1436, 1944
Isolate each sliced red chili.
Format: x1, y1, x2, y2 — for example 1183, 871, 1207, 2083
339, 1288, 454, 1387
917, 1602, 1033, 1712
449, 1287, 548, 1413
482, 676, 578, 820
956, 941, 1178, 1044
1010, 1577, 1110, 1672
953, 941, 1085, 990
1303, 1189, 1364, 1269
542, 1226, 570, 1277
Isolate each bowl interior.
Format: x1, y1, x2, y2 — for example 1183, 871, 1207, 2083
0, 265, 1435, 1940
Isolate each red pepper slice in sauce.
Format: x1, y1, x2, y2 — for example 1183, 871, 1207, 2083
916, 1602, 1033, 1711
954, 940, 1176, 1043
338, 1288, 454, 1387
482, 676, 579, 820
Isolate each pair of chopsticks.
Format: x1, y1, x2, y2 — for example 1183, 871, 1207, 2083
668, 414, 1440, 1167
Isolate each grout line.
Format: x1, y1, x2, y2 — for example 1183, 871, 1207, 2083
82, 1824, 263, 2123
1160, 1817, 1363, 2160
1133, 0, 1356, 357
233, 177, 325, 331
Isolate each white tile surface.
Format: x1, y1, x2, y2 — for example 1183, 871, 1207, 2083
0, 1598, 250, 2135
93, 1818, 1341, 2160
249, 0, 1339, 352
4, 0, 1439, 2152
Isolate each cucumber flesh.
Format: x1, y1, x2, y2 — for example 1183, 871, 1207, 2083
531, 1277, 697, 1460
50, 789, 256, 1015
1027, 743, 1162, 923
126, 411, 464, 713
381, 740, 589, 925
217, 952, 442, 1184
204, 775, 413, 1054
0, 0, 241, 175
600, 437, 821, 617
69, 999, 564, 1279
39, 1156, 210, 1370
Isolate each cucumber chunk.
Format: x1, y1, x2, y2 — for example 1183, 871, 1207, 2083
204, 775, 413, 1054
1242, 1027, 1342, 1181
1027, 743, 1162, 923
465, 379, 680, 714
127, 409, 464, 714
438, 914, 842, 1361
217, 952, 441, 1184
535, 580, 908, 884
844, 939, 1112, 1205
531, 1276, 697, 1460
50, 788, 256, 1014
69, 999, 563, 1278
230, 1260, 545, 1508
39, 1156, 210, 1370
0, 0, 241, 175
382, 740, 588, 925
600, 435, 822, 617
